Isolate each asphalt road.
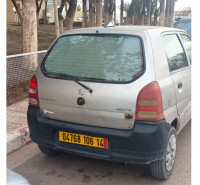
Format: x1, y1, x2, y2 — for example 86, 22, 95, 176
7, 122, 191, 185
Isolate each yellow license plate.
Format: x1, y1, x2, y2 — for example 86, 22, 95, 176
58, 131, 108, 149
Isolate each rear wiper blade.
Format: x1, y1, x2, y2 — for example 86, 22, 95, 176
46, 72, 93, 93
75, 81, 93, 93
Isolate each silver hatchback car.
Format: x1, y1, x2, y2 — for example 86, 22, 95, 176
27, 26, 191, 180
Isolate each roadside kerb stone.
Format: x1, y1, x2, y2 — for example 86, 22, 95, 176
7, 127, 31, 154
7, 99, 31, 154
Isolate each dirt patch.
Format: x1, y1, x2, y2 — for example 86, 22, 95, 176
7, 23, 56, 55
82, 175, 91, 184
7, 23, 81, 55
56, 174, 65, 178
101, 171, 114, 178
45, 170, 56, 176
77, 168, 84, 173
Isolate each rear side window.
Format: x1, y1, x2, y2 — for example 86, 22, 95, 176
162, 34, 188, 72
180, 34, 191, 64
43, 35, 144, 83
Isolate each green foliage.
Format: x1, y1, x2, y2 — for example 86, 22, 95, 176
77, 4, 82, 11
123, 2, 131, 14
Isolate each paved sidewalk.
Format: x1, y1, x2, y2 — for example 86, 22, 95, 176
7, 99, 31, 154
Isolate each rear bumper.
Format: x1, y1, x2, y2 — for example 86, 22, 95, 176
27, 106, 171, 164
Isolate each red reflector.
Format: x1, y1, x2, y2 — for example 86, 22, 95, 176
29, 75, 37, 89
29, 75, 39, 107
103, 138, 108, 149
136, 82, 164, 121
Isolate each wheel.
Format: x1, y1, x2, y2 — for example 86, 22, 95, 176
38, 144, 62, 156
150, 127, 177, 180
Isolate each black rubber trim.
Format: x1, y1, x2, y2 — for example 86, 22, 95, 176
27, 106, 171, 164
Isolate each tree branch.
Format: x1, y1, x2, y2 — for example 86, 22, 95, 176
36, 0, 44, 14
10, 0, 23, 24
58, 0, 67, 19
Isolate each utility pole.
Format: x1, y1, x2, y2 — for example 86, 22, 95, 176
53, 0, 60, 37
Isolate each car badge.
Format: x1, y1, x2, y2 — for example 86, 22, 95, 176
79, 88, 85, 96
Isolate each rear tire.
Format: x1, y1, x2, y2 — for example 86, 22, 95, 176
38, 144, 62, 156
150, 127, 176, 180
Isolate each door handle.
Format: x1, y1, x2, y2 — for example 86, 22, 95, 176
178, 82, 183, 89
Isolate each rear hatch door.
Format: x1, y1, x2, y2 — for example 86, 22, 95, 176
36, 33, 152, 130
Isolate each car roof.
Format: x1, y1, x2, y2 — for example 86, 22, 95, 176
177, 18, 191, 22
61, 26, 182, 36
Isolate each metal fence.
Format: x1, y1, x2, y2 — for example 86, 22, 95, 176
7, 50, 47, 105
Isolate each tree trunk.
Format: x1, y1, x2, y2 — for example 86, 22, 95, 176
104, 0, 109, 25
58, 0, 67, 18
58, 0, 67, 33
65, 0, 77, 30
22, 0, 37, 53
124, 0, 135, 25
153, 0, 158, 26
53, 0, 60, 37
36, 0, 44, 16
11, 0, 23, 26
63, 3, 68, 27
96, 0, 102, 26
165, 0, 170, 26
22, 0, 38, 68
44, 1, 48, 24
36, 0, 44, 27
114, 0, 116, 25
168, 0, 175, 27
108, 0, 114, 23
89, 0, 95, 27
153, 9, 158, 25
59, 18, 64, 32
137, 0, 142, 25
93, 0, 96, 26
143, 0, 147, 25
147, 0, 152, 25
120, 0, 124, 25
82, 0, 89, 27
159, 0, 165, 26
141, 0, 145, 25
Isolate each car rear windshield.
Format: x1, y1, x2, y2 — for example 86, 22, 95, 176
43, 34, 144, 83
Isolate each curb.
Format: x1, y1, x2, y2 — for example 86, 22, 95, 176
7, 127, 31, 154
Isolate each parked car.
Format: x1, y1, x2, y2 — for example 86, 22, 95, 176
174, 17, 191, 37
7, 169, 31, 185
174, 15, 189, 23
77, 17, 83, 22
27, 26, 191, 180
116, 18, 120, 25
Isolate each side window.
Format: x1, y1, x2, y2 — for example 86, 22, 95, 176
180, 34, 191, 64
162, 34, 189, 72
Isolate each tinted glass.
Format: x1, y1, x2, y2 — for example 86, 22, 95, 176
43, 35, 144, 82
180, 34, 191, 64
163, 34, 188, 72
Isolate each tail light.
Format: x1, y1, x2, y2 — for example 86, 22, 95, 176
29, 75, 39, 106
135, 82, 164, 121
